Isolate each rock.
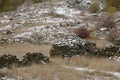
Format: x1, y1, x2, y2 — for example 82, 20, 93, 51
0, 54, 19, 68
50, 35, 96, 58
19, 52, 49, 66
95, 46, 120, 57
0, 38, 8, 44
100, 27, 107, 31
0, 52, 49, 68
113, 38, 120, 46
3, 30, 12, 35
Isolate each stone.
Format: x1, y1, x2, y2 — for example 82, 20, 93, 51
95, 46, 120, 57
20, 52, 49, 66
50, 35, 96, 58
113, 38, 120, 46
0, 54, 19, 68
3, 30, 12, 35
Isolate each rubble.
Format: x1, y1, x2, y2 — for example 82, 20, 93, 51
0, 52, 49, 68
50, 35, 96, 57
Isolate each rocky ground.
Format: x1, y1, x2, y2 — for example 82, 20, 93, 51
0, 0, 119, 46
0, 0, 120, 80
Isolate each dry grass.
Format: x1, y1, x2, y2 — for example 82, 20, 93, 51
2, 61, 117, 80
0, 44, 120, 79
0, 43, 51, 58
87, 37, 107, 48
63, 56, 120, 72
1, 44, 120, 72
2, 64, 81, 80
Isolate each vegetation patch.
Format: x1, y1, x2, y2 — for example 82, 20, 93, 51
106, 0, 120, 11
74, 27, 90, 39
104, 6, 117, 13
88, 3, 100, 13
98, 16, 116, 29
0, 0, 25, 12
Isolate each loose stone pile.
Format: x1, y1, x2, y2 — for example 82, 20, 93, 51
50, 35, 96, 57
113, 38, 120, 46
50, 35, 120, 58
19, 52, 49, 66
0, 52, 49, 68
95, 46, 120, 57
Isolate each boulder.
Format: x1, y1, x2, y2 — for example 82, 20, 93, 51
0, 54, 19, 68
113, 38, 120, 46
95, 46, 120, 57
50, 35, 96, 58
3, 30, 12, 35
0, 38, 8, 45
19, 52, 49, 66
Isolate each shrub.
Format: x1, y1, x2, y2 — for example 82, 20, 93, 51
106, 0, 120, 11
74, 27, 90, 39
104, 6, 117, 13
106, 29, 120, 42
99, 16, 116, 29
89, 3, 100, 13
0, 0, 25, 12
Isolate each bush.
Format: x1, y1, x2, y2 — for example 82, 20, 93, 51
0, 0, 25, 12
74, 27, 90, 39
106, 0, 120, 11
104, 6, 117, 13
99, 16, 116, 29
106, 29, 120, 42
89, 3, 100, 13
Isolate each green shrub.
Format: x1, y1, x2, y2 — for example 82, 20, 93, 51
104, 6, 117, 13
1, 6, 15, 12
89, 3, 100, 13
0, 0, 25, 12
106, 0, 120, 11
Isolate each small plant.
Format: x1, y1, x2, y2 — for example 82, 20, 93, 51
106, 28, 120, 42
99, 16, 116, 29
89, 3, 100, 13
74, 27, 90, 39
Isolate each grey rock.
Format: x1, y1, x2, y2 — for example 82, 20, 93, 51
50, 35, 96, 58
